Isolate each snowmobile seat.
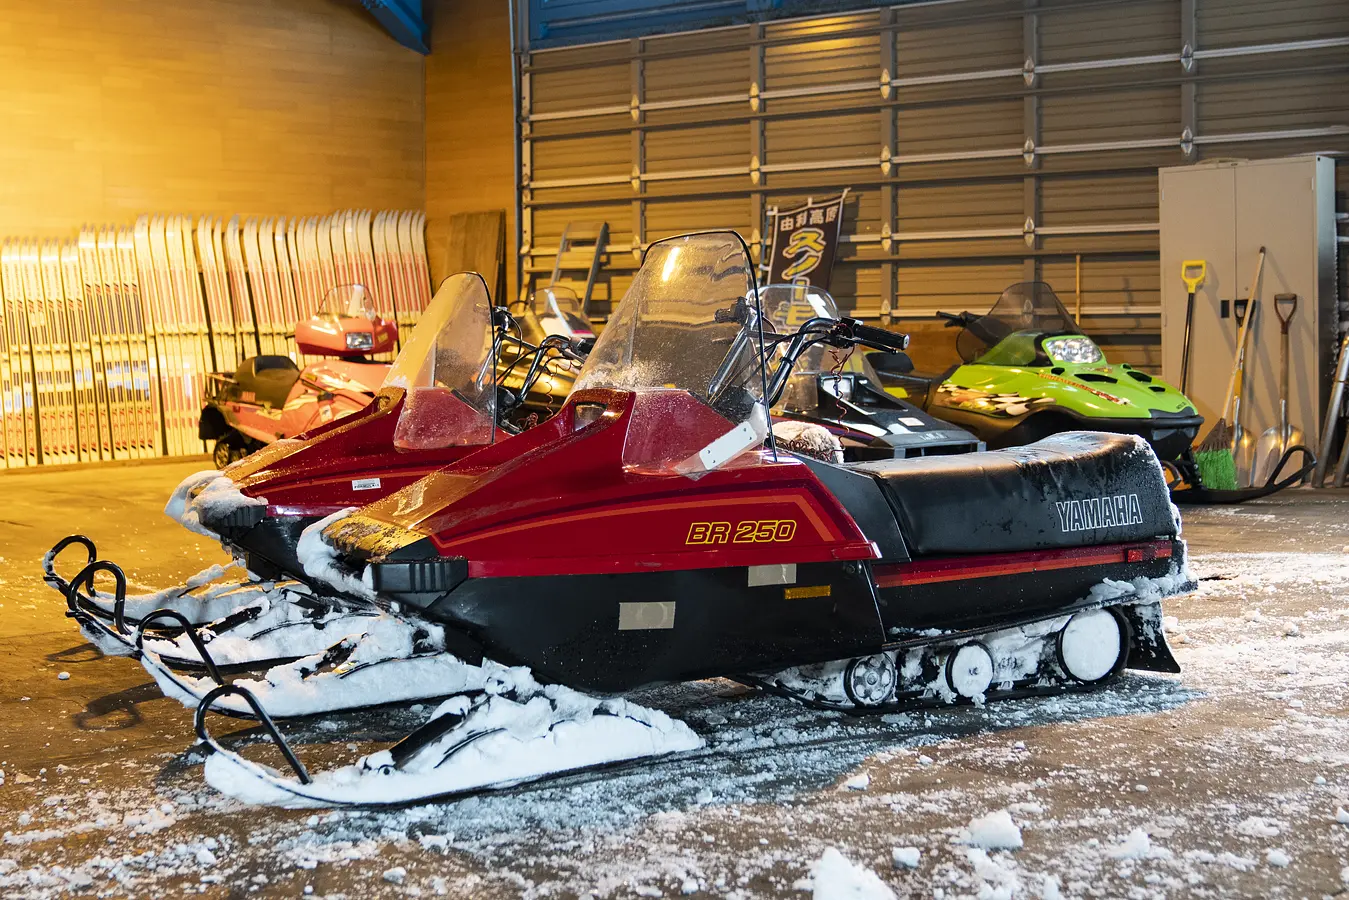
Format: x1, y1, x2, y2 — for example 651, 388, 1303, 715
848, 432, 1175, 557
233, 356, 301, 409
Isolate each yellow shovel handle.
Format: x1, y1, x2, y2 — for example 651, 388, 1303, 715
1181, 260, 1206, 293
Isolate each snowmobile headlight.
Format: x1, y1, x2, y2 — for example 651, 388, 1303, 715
346, 332, 375, 351
1043, 336, 1103, 364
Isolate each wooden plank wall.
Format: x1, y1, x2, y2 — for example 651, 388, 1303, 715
424, 0, 518, 301
0, 0, 426, 236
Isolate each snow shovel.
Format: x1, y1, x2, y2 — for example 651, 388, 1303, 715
1179, 260, 1206, 392
1194, 247, 1263, 490
1253, 294, 1305, 485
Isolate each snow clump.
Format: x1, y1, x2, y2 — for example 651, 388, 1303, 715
891, 847, 920, 868
959, 810, 1023, 850
809, 848, 896, 900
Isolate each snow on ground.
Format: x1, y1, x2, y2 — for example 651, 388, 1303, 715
4, 503, 1349, 897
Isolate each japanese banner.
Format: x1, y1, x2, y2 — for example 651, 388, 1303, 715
766, 191, 848, 291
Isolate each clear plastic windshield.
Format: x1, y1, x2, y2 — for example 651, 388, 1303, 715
531, 286, 594, 339
762, 284, 840, 412
383, 273, 496, 450
318, 284, 377, 320
957, 282, 1082, 364
574, 232, 770, 475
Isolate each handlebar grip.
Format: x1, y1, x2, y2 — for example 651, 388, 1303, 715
844, 319, 910, 351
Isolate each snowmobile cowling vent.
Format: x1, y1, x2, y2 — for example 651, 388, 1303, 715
371, 557, 469, 609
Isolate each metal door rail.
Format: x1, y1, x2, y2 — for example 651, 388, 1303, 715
525, 35, 1349, 124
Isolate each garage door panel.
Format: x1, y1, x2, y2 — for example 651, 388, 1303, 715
1197, 0, 1349, 48
646, 123, 749, 172
531, 133, 630, 183
643, 198, 753, 241
1039, 0, 1177, 64
896, 100, 1021, 155
1041, 87, 1181, 146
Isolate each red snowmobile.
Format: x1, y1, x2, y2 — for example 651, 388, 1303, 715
201, 285, 397, 468
44, 272, 587, 653
47, 235, 1189, 808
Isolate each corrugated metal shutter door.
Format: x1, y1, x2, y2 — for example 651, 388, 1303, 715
519, 0, 1349, 372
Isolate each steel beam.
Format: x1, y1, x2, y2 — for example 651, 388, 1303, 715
362, 0, 429, 54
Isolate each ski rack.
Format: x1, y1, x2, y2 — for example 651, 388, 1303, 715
1169, 444, 1315, 505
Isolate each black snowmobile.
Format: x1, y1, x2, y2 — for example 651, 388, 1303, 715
761, 283, 981, 461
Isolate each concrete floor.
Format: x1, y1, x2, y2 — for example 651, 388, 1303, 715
1, 460, 1348, 899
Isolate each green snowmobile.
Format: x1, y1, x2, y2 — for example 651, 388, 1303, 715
875, 281, 1313, 501
878, 282, 1199, 458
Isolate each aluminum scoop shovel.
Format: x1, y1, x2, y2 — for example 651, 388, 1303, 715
1253, 293, 1306, 485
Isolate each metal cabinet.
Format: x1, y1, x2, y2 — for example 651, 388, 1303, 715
1159, 156, 1337, 450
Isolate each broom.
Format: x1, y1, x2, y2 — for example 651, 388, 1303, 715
1193, 247, 1264, 490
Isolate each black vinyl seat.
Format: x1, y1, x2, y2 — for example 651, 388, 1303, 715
232, 356, 301, 409
847, 432, 1175, 556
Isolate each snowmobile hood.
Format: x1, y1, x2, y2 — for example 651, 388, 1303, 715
945, 361, 1197, 421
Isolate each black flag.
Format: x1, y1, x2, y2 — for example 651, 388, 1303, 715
766, 192, 848, 291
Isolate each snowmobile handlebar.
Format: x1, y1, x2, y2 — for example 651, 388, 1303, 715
839, 318, 910, 353
762, 316, 910, 408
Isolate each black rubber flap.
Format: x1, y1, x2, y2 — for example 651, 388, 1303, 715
850, 431, 1175, 556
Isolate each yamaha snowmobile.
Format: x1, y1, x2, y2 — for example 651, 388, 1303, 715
761, 283, 981, 462
200, 284, 397, 468
126, 232, 1189, 808
44, 273, 587, 672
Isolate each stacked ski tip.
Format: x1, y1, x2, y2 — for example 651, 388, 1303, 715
1, 209, 429, 470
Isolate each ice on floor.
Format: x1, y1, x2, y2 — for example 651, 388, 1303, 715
809, 848, 895, 900
843, 773, 870, 791
890, 847, 920, 868
1106, 828, 1169, 860
1234, 816, 1279, 838
959, 810, 1023, 850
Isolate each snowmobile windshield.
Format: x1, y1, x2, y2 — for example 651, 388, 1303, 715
957, 282, 1084, 365
382, 273, 497, 450
761, 284, 882, 412
318, 284, 377, 320
531, 286, 594, 339
574, 232, 771, 476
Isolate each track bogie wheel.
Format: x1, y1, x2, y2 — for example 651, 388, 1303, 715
1056, 608, 1128, 684
843, 653, 897, 707
944, 642, 995, 699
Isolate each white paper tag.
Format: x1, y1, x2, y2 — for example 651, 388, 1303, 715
351, 477, 382, 491
900, 417, 925, 427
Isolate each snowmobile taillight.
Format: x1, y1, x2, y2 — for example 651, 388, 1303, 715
1127, 548, 1144, 563
346, 332, 375, 351
572, 401, 613, 431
